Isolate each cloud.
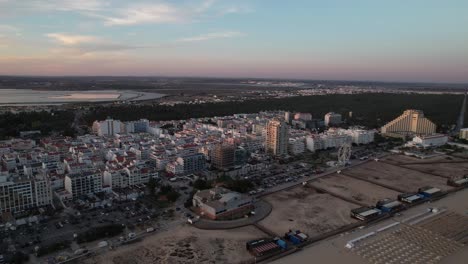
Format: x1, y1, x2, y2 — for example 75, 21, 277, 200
88, 0, 246, 26
1, 1, 252, 27
25, 0, 106, 12
46, 33, 143, 54
177, 31, 245, 42
219, 6, 253, 15
98, 3, 183, 26
0, 24, 21, 47
46, 33, 98, 45
194, 0, 216, 13
0, 24, 18, 32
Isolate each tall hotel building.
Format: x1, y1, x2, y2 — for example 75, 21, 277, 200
381, 110, 436, 138
265, 119, 289, 156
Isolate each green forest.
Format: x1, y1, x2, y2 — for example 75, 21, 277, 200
0, 93, 464, 139
83, 93, 464, 129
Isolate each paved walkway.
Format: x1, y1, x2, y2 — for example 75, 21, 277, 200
192, 200, 272, 230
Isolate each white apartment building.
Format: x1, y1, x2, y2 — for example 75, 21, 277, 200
338, 128, 375, 145
64, 171, 103, 198
103, 169, 128, 188
288, 138, 306, 155
92, 118, 123, 136
0, 174, 52, 214
324, 112, 342, 126
124, 119, 150, 133
166, 161, 184, 175
306, 133, 351, 152
294, 113, 312, 121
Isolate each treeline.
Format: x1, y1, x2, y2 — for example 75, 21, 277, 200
84, 93, 464, 129
0, 110, 75, 140
0, 93, 463, 140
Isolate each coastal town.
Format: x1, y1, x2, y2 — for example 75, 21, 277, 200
1, 105, 467, 263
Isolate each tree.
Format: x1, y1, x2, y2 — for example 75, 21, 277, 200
146, 177, 158, 196
193, 179, 211, 190
166, 191, 180, 202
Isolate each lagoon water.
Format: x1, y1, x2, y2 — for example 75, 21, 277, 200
0, 89, 164, 104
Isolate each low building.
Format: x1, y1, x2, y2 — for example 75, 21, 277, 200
192, 187, 254, 220
410, 134, 448, 148
418, 186, 442, 198
447, 177, 468, 187
350, 206, 382, 221
398, 193, 425, 204
376, 199, 404, 213
459, 128, 468, 140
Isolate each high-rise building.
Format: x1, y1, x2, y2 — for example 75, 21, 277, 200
324, 112, 342, 126
211, 144, 235, 170
284, 112, 292, 124
124, 119, 150, 133
265, 119, 289, 156
92, 118, 123, 136
381, 110, 436, 138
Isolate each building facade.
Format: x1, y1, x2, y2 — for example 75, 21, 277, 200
265, 120, 289, 156
92, 118, 123, 136
324, 112, 342, 126
0, 174, 52, 214
294, 113, 312, 121
288, 138, 306, 155
192, 187, 254, 220
176, 153, 206, 175
381, 110, 436, 138
460, 128, 468, 140
211, 144, 235, 170
64, 171, 103, 198
410, 134, 448, 148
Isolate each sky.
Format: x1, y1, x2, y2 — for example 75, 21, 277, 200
0, 0, 467, 83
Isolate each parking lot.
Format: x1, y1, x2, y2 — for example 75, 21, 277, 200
0, 191, 174, 263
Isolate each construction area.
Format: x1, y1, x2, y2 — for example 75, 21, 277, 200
83, 225, 268, 264
401, 162, 468, 179
382, 154, 465, 164
310, 173, 401, 206
83, 154, 467, 264
258, 185, 358, 237
273, 187, 468, 264
342, 160, 451, 193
